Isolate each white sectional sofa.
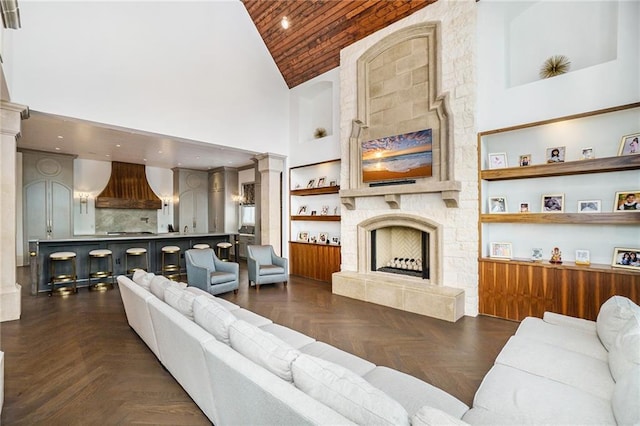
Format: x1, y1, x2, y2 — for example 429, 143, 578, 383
118, 272, 640, 425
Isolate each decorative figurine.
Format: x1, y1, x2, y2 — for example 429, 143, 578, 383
549, 247, 563, 264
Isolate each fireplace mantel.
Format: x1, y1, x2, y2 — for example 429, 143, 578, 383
340, 180, 461, 210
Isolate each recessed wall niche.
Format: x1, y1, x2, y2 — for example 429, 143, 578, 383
297, 81, 333, 142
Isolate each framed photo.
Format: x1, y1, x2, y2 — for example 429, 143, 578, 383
297, 205, 308, 215
490, 242, 513, 259
329, 180, 337, 187
531, 248, 543, 262
298, 231, 309, 242
611, 247, 640, 270
614, 191, 640, 211
488, 152, 508, 169
488, 196, 507, 213
318, 232, 329, 244
309, 235, 318, 244
618, 133, 640, 156
519, 154, 531, 167
581, 147, 595, 160
519, 202, 530, 213
546, 146, 566, 163
578, 200, 601, 213
541, 193, 564, 212
311, 210, 317, 216
575, 249, 591, 265
317, 176, 327, 187
330, 235, 341, 245
320, 205, 329, 215
306, 178, 316, 188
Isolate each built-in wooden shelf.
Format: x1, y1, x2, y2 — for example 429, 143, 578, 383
291, 215, 340, 222
480, 211, 640, 224
481, 155, 640, 181
291, 185, 340, 196
479, 257, 640, 275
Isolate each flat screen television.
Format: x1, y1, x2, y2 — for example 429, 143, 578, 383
361, 128, 433, 184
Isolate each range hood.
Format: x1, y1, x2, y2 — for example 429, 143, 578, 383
95, 161, 162, 209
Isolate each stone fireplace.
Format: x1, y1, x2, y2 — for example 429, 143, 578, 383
332, 2, 477, 322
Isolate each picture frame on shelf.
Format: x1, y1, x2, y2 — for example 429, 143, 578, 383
488, 152, 508, 169
581, 147, 595, 160
488, 196, 507, 213
309, 235, 318, 244
575, 249, 591, 265
519, 154, 531, 167
490, 242, 513, 259
297, 205, 308, 215
318, 232, 329, 244
320, 205, 329, 215
519, 202, 530, 213
614, 191, 640, 211
311, 210, 317, 216
306, 178, 316, 188
618, 133, 640, 156
317, 176, 327, 187
546, 146, 566, 163
541, 193, 564, 212
531, 248, 543, 262
330, 235, 340, 245
611, 247, 640, 270
298, 231, 309, 242
329, 180, 337, 187
578, 200, 601, 212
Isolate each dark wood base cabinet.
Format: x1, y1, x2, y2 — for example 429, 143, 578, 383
479, 258, 640, 321
289, 242, 341, 283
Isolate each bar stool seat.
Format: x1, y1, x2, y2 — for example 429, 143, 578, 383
217, 242, 233, 261
193, 243, 210, 249
88, 248, 114, 291
162, 245, 181, 280
49, 251, 77, 296
125, 247, 148, 275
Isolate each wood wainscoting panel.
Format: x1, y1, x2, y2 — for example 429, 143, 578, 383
480, 258, 640, 321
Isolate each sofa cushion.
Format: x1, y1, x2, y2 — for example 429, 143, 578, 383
229, 320, 300, 382
291, 354, 410, 426
131, 269, 154, 290
411, 406, 469, 426
260, 265, 285, 275
612, 365, 640, 426
149, 276, 184, 301
233, 309, 273, 327
259, 323, 316, 349
193, 295, 237, 345
164, 286, 197, 321
299, 341, 375, 377
210, 271, 236, 285
608, 313, 640, 382
184, 286, 240, 311
363, 366, 469, 419
596, 295, 640, 351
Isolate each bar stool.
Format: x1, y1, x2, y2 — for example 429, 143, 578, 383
193, 243, 210, 249
88, 248, 114, 291
125, 247, 148, 275
162, 245, 181, 280
216, 242, 233, 261
49, 251, 77, 296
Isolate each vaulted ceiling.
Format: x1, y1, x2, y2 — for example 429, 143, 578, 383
242, 0, 437, 88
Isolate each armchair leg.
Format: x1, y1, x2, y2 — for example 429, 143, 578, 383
233, 289, 238, 294
284, 281, 288, 287
256, 284, 260, 290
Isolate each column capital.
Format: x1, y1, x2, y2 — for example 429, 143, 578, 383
255, 152, 286, 173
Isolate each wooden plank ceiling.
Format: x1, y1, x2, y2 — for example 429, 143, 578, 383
242, 0, 437, 88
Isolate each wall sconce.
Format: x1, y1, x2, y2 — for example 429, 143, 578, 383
79, 193, 89, 214
232, 194, 245, 205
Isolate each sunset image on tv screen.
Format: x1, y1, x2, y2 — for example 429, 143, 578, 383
361, 128, 433, 183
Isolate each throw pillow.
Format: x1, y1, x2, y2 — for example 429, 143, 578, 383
229, 320, 300, 382
596, 296, 640, 350
131, 270, 154, 290
612, 365, 640, 426
411, 406, 469, 426
164, 285, 197, 321
608, 313, 640, 381
291, 354, 410, 426
149, 275, 172, 301
193, 295, 236, 345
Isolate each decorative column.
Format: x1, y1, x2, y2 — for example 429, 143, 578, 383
1, 100, 28, 322
255, 153, 285, 256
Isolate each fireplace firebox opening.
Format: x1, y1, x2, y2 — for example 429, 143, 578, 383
371, 229, 429, 279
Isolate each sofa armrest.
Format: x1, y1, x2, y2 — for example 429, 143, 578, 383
543, 311, 597, 333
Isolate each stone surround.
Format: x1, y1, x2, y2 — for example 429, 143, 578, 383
337, 1, 478, 318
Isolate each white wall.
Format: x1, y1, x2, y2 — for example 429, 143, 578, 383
3, 1, 290, 156
477, 0, 640, 130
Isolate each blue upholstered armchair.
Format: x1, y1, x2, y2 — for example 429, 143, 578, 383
247, 245, 288, 289
185, 248, 239, 295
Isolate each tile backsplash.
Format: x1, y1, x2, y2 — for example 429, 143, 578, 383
95, 208, 158, 234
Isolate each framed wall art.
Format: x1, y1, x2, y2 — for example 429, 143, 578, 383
541, 194, 564, 212
490, 242, 513, 259
614, 191, 640, 211
618, 133, 640, 156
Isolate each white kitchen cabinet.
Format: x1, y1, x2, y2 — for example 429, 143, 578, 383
173, 168, 208, 233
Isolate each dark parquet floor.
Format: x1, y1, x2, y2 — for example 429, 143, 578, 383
1, 265, 518, 425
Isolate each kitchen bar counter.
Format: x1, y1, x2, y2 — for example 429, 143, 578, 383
28, 233, 238, 295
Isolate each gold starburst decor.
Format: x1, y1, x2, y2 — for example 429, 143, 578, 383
314, 127, 327, 139
539, 55, 571, 79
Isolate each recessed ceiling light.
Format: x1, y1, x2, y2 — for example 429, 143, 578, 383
281, 16, 289, 29
196, 156, 200, 160
105, 154, 111, 157
143, 158, 147, 162
158, 150, 163, 154
55, 147, 61, 150
116, 144, 121, 148
57, 135, 63, 139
